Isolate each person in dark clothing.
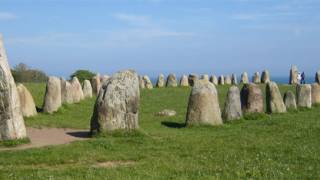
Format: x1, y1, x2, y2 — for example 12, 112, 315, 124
301, 72, 306, 84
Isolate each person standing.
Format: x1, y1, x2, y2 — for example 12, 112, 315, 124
297, 72, 302, 84
301, 72, 306, 84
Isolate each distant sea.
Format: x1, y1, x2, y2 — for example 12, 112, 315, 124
149, 76, 316, 85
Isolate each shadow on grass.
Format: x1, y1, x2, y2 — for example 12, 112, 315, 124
67, 131, 91, 138
161, 121, 186, 129
36, 106, 43, 113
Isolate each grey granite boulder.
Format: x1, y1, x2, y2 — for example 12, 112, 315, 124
283, 91, 297, 110
186, 79, 222, 126
43, 76, 62, 114
266, 82, 286, 113
296, 84, 312, 108
311, 83, 320, 105
241, 83, 264, 113
180, 75, 189, 87
17, 84, 37, 117
156, 74, 165, 88
290, 65, 299, 84
166, 73, 178, 87
222, 86, 242, 121
91, 70, 140, 133
0, 35, 27, 140
83, 80, 93, 98
241, 72, 249, 84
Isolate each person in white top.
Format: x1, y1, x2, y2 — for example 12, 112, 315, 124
297, 72, 302, 84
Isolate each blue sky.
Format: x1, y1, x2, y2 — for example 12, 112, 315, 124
1, 0, 320, 78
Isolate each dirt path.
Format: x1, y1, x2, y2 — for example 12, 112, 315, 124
1, 127, 90, 151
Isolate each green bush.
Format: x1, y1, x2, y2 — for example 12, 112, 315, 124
12, 63, 48, 83
70, 69, 96, 83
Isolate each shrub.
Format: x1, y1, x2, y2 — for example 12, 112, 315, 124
12, 63, 48, 83
70, 70, 96, 83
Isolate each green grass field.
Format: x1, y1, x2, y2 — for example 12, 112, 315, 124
1, 83, 320, 179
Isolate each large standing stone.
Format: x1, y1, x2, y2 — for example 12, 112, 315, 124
219, 75, 225, 85
43, 76, 62, 114
241, 72, 249, 84
186, 80, 222, 126
290, 65, 299, 84
241, 83, 264, 113
201, 74, 209, 82
60, 78, 73, 104
188, 74, 198, 86
139, 76, 145, 89
266, 82, 287, 113
210, 75, 218, 85
156, 74, 165, 88
0, 36, 27, 140
284, 91, 297, 110
90, 70, 140, 133
231, 74, 238, 85
143, 75, 153, 89
71, 77, 84, 103
17, 84, 37, 117
166, 73, 178, 87
180, 75, 189, 87
296, 84, 312, 108
91, 74, 101, 95
83, 80, 93, 98
253, 72, 261, 84
311, 83, 320, 105
224, 75, 232, 85
222, 86, 242, 121
261, 70, 270, 84
315, 71, 320, 84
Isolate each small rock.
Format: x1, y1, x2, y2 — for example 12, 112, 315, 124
156, 109, 177, 117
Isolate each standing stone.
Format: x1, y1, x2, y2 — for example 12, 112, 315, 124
241, 72, 249, 84
143, 75, 153, 89
219, 75, 225, 85
231, 74, 238, 85
90, 70, 140, 133
166, 73, 178, 87
201, 74, 209, 82
290, 65, 299, 84
60, 78, 73, 104
186, 80, 222, 126
222, 86, 242, 121
241, 83, 264, 113
43, 76, 62, 114
224, 75, 232, 85
261, 70, 271, 84
266, 82, 287, 113
284, 91, 297, 110
0, 35, 27, 140
71, 77, 84, 103
210, 75, 218, 85
253, 72, 261, 84
91, 74, 101, 95
180, 75, 189, 87
17, 84, 37, 117
311, 83, 320, 105
100, 75, 110, 84
315, 71, 320, 84
83, 80, 93, 98
139, 76, 145, 89
188, 74, 198, 86
156, 74, 165, 88
296, 84, 312, 108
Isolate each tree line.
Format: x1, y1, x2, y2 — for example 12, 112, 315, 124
12, 63, 96, 83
